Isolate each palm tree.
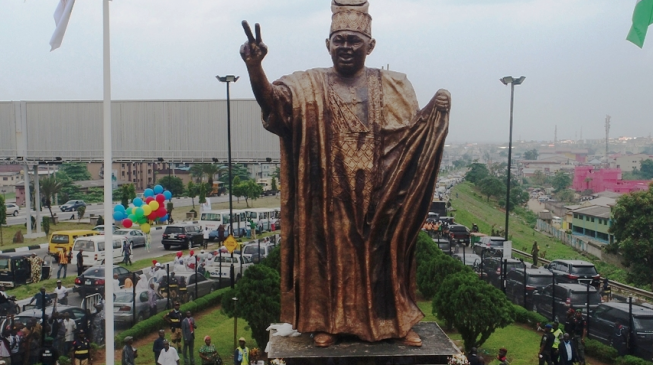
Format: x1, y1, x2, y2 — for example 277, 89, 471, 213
40, 175, 63, 224
189, 164, 205, 184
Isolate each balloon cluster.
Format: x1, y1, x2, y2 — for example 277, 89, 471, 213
112, 185, 172, 233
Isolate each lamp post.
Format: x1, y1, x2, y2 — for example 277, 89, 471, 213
217, 75, 239, 290
232, 296, 239, 350
500, 76, 525, 241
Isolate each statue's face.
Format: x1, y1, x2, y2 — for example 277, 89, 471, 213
327, 30, 375, 77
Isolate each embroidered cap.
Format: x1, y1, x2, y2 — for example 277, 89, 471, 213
330, 0, 372, 38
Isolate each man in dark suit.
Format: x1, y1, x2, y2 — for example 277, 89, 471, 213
558, 333, 577, 365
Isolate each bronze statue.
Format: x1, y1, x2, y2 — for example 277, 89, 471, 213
241, 0, 450, 348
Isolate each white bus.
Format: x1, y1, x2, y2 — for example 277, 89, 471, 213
244, 208, 277, 232
199, 209, 248, 239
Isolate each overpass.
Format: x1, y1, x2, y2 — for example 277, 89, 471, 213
0, 99, 279, 163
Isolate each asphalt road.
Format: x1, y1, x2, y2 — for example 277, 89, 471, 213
5, 195, 232, 226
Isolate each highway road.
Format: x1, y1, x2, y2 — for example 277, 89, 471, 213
5, 196, 232, 226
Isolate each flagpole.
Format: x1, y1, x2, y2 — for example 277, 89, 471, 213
102, 0, 115, 362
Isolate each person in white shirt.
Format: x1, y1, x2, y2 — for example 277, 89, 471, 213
54, 280, 68, 305
62, 312, 76, 354
0, 330, 11, 365
155, 264, 167, 283
113, 273, 121, 292
157, 339, 180, 365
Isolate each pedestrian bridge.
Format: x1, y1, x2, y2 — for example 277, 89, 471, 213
0, 99, 279, 163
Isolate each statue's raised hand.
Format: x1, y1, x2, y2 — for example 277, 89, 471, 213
240, 21, 268, 66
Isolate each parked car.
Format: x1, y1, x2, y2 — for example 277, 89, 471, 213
70, 235, 125, 268
115, 229, 147, 248
439, 216, 455, 224
532, 283, 602, 322
92, 225, 118, 234
0, 305, 87, 331
206, 254, 254, 284
472, 236, 508, 256
73, 265, 135, 297
162, 224, 204, 250
505, 267, 553, 310
242, 242, 277, 263
171, 271, 220, 302
4, 203, 19, 217
448, 224, 471, 244
113, 289, 169, 324
60, 200, 86, 212
590, 302, 653, 360
452, 253, 481, 269
545, 260, 601, 288
480, 257, 522, 289
433, 238, 454, 255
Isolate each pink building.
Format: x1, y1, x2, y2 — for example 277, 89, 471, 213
572, 166, 650, 193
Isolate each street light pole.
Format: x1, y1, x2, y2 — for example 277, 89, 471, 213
500, 76, 525, 241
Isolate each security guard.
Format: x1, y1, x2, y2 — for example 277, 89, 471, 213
168, 272, 179, 300
40, 337, 59, 365
164, 301, 183, 352
178, 276, 188, 303
71, 329, 91, 365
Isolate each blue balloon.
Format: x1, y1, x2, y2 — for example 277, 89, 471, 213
114, 204, 126, 212
144, 188, 154, 198
153, 185, 164, 194
133, 197, 144, 207
163, 190, 172, 200
159, 214, 169, 222
113, 211, 125, 221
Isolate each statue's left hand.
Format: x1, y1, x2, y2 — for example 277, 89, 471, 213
434, 89, 451, 113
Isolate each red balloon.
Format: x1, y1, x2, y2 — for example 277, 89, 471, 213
157, 207, 167, 216
145, 197, 154, 204
156, 194, 165, 203
147, 212, 157, 220
122, 218, 133, 228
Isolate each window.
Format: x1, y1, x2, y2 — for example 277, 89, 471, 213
2, 177, 6, 181
591, 217, 594, 222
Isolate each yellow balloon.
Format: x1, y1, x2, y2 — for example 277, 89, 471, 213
149, 201, 160, 211
142, 205, 152, 216
141, 223, 151, 234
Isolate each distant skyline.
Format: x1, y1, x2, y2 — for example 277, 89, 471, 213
1, 0, 652, 143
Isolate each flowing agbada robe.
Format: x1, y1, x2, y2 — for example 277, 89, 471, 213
263, 67, 449, 342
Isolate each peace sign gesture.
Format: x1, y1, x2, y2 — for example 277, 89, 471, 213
240, 20, 268, 66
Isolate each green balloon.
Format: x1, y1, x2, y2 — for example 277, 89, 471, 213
126, 207, 133, 215
135, 207, 145, 217
138, 216, 147, 224
128, 214, 136, 221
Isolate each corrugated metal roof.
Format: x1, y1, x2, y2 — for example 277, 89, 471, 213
574, 205, 611, 218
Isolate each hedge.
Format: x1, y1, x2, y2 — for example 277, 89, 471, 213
615, 355, 653, 365
512, 304, 548, 330
585, 338, 619, 363
114, 287, 230, 349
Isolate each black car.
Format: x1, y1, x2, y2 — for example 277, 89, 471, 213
60, 200, 86, 212
505, 267, 553, 310
472, 236, 508, 257
162, 224, 204, 250
590, 302, 653, 360
73, 266, 134, 297
0, 305, 87, 331
480, 257, 522, 289
448, 224, 471, 244
532, 283, 601, 322
433, 238, 454, 255
545, 260, 600, 288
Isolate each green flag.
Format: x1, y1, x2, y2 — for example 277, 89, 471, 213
627, 0, 653, 48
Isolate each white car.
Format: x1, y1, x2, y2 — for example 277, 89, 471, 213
5, 203, 19, 217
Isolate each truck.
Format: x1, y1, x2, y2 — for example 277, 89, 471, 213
429, 201, 447, 219
257, 178, 278, 196
205, 253, 254, 283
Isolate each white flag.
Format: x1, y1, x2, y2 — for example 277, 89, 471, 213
49, 0, 76, 51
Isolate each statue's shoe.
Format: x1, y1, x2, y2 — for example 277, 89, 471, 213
398, 330, 422, 347
314, 332, 337, 347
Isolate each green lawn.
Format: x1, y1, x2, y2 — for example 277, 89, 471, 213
450, 182, 631, 286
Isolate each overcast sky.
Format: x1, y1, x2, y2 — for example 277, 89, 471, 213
1, 0, 652, 143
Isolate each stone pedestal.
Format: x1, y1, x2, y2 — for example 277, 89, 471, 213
267, 322, 459, 365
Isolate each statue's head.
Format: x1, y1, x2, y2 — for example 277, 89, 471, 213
326, 0, 376, 77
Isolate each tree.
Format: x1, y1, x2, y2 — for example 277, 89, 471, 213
640, 159, 653, 179
478, 176, 505, 202
0, 195, 6, 246
187, 182, 198, 209
239, 180, 263, 208
128, 184, 136, 201
232, 264, 281, 350
531, 170, 547, 186
556, 189, 576, 203
120, 184, 131, 209
271, 177, 278, 192
524, 149, 539, 161
77, 206, 86, 222
551, 171, 572, 193
271, 167, 281, 180
218, 164, 251, 184
465, 163, 489, 184
509, 186, 529, 209
432, 271, 514, 351
40, 175, 64, 224
199, 182, 207, 205
189, 164, 205, 184
609, 184, 653, 287
157, 176, 184, 197
261, 246, 281, 274
418, 253, 469, 302
59, 163, 91, 181
231, 176, 243, 203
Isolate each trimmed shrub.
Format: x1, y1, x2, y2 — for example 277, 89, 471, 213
585, 338, 618, 364
114, 286, 229, 349
512, 304, 548, 330
615, 355, 653, 365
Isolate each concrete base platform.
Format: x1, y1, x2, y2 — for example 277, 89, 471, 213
267, 322, 460, 365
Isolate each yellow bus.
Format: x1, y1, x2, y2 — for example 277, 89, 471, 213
48, 230, 100, 254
